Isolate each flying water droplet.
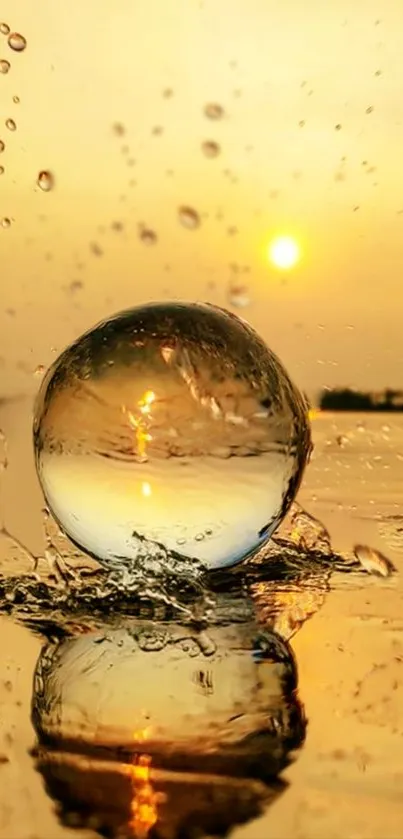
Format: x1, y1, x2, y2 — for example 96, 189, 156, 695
33, 302, 311, 572
112, 122, 125, 136
0, 23, 10, 35
201, 140, 220, 158
227, 281, 250, 308
1, 217, 11, 228
139, 226, 157, 246
5, 118, 16, 131
89, 241, 103, 257
204, 103, 224, 120
353, 544, 394, 577
178, 206, 200, 230
37, 170, 54, 191
7, 32, 27, 52
0, 59, 10, 74
0, 141, 4, 153
12, 95, 19, 104
0, 166, 4, 175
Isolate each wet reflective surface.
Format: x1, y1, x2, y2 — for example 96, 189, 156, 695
0, 409, 402, 838
0, 486, 375, 839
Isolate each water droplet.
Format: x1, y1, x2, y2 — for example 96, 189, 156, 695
33, 302, 311, 571
0, 23, 10, 35
37, 170, 54, 191
178, 206, 200, 230
0, 140, 6, 152
137, 628, 169, 651
298, 120, 305, 127
227, 281, 250, 308
12, 95, 19, 104
162, 87, 173, 98
204, 102, 224, 120
7, 32, 26, 52
34, 364, 45, 377
335, 123, 342, 131
365, 105, 374, 114
139, 226, 157, 246
67, 280, 83, 294
0, 59, 10, 74
1, 217, 11, 228
89, 241, 103, 257
5, 118, 16, 131
0, 166, 4, 175
112, 122, 125, 136
202, 140, 220, 158
353, 544, 394, 577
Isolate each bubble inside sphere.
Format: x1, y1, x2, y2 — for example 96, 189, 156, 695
33, 302, 311, 570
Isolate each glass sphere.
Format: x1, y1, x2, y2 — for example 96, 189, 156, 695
33, 302, 311, 570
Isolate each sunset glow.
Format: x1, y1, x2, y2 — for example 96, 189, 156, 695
268, 236, 301, 270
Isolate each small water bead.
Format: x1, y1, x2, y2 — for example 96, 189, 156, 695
37, 170, 54, 191
89, 241, 103, 257
178, 205, 200, 230
0, 23, 10, 35
204, 102, 224, 120
7, 32, 27, 52
202, 140, 220, 158
0, 59, 10, 74
227, 281, 250, 308
112, 122, 125, 136
139, 226, 157, 245
0, 166, 4, 175
0, 141, 5, 152
33, 302, 311, 571
5, 118, 16, 131
12, 95, 20, 104
1, 217, 11, 228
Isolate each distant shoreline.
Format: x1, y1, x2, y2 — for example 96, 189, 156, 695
317, 388, 403, 413
318, 407, 403, 413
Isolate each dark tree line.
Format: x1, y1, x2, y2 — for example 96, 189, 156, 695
319, 388, 403, 411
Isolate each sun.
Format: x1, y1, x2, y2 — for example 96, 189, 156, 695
268, 235, 300, 270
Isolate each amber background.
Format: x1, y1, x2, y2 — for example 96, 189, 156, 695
1, 4, 403, 839
1, 0, 402, 407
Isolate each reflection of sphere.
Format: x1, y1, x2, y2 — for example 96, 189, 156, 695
33, 302, 311, 570
32, 618, 305, 838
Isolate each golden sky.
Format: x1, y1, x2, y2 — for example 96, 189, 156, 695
1, 0, 402, 399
